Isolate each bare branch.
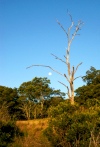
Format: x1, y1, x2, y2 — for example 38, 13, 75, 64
58, 81, 70, 98
67, 9, 73, 22
74, 76, 82, 81
68, 63, 70, 76
67, 86, 70, 98
26, 13, 84, 105
74, 62, 82, 74
57, 20, 68, 38
58, 81, 68, 88
67, 11, 74, 44
64, 74, 70, 82
68, 21, 74, 39
65, 12, 74, 64
26, 64, 64, 77
72, 66, 74, 80
70, 21, 83, 44
67, 10, 74, 29
51, 53, 66, 64
64, 55, 67, 61
72, 33, 80, 36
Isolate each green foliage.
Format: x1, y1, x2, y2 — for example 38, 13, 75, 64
0, 86, 18, 107
39, 97, 64, 118
45, 102, 100, 147
1, 67, 100, 146
0, 77, 65, 120
82, 66, 100, 85
0, 101, 11, 122
18, 77, 54, 119
0, 86, 16, 101
18, 77, 65, 100
0, 121, 24, 147
75, 67, 100, 106
18, 77, 53, 100
0, 86, 21, 120
18, 77, 65, 119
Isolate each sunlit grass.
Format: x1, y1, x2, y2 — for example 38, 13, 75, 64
11, 118, 51, 147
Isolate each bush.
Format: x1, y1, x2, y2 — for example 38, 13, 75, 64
44, 102, 100, 147
0, 121, 23, 147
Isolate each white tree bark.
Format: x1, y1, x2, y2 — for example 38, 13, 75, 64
27, 12, 83, 105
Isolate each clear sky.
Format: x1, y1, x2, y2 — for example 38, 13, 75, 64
0, 0, 100, 94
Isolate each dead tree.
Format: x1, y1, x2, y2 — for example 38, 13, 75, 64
27, 12, 83, 105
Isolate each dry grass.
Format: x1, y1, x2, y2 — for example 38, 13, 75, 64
11, 118, 51, 147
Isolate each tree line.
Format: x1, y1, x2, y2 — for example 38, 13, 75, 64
0, 77, 65, 121
0, 66, 100, 146
0, 77, 65, 146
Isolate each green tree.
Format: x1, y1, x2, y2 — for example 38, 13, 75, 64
0, 86, 17, 105
18, 77, 65, 119
82, 66, 100, 85
0, 86, 20, 120
18, 77, 52, 100
75, 67, 100, 106
0, 87, 24, 146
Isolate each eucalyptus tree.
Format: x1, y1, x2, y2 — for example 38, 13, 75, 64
27, 12, 84, 105
75, 67, 100, 106
0, 86, 19, 120
18, 77, 65, 119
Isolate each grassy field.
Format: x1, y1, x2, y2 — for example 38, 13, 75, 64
11, 118, 51, 147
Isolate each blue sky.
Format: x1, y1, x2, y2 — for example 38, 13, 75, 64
0, 0, 100, 94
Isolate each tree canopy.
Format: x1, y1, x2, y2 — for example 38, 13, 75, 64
75, 67, 100, 106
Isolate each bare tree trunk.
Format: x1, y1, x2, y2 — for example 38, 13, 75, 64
34, 105, 37, 119
70, 81, 74, 105
27, 11, 83, 105
20, 100, 32, 120
40, 93, 44, 117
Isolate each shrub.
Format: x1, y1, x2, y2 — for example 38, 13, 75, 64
0, 121, 23, 147
44, 102, 100, 147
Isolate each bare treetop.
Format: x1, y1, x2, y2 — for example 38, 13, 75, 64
27, 12, 84, 105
